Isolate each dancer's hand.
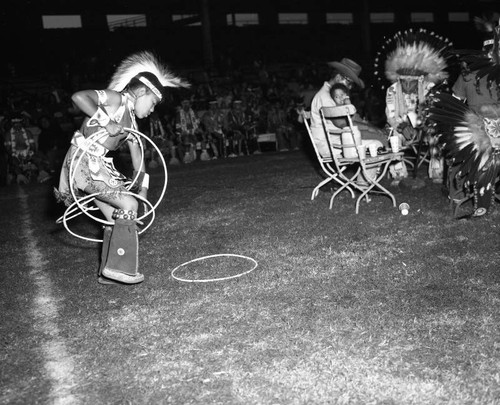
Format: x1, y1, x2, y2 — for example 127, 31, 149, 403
105, 121, 124, 136
397, 123, 416, 141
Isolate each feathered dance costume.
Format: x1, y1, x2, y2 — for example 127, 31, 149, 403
374, 28, 453, 182
428, 22, 500, 218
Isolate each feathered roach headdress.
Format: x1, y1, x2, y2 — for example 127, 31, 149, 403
108, 51, 189, 101
374, 28, 453, 89
454, 15, 500, 92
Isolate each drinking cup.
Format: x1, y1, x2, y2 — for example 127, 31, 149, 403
389, 136, 400, 152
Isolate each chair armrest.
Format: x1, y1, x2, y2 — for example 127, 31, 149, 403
364, 152, 404, 164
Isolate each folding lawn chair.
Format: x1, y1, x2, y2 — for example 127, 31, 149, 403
320, 105, 404, 214
303, 110, 356, 201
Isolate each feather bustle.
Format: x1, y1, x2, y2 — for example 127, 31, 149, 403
429, 93, 498, 187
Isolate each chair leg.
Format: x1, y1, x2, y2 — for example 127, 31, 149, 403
329, 168, 361, 209
417, 151, 430, 167
337, 167, 356, 199
355, 162, 396, 214
403, 156, 415, 168
312, 176, 335, 200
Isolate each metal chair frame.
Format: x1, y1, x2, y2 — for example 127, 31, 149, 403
303, 111, 355, 201
320, 105, 404, 214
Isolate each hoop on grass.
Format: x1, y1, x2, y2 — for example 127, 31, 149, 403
171, 253, 258, 283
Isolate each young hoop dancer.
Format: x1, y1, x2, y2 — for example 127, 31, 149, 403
55, 51, 187, 285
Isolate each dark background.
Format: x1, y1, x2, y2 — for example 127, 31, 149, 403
1, 0, 497, 82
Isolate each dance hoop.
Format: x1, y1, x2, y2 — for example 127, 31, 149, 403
61, 191, 155, 243
57, 127, 167, 242
171, 254, 258, 283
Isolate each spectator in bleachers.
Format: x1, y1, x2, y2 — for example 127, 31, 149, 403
146, 111, 172, 168
224, 100, 248, 157
21, 113, 41, 150
175, 98, 204, 163
4, 114, 37, 184
243, 99, 262, 155
266, 99, 297, 152
157, 109, 182, 165
201, 100, 225, 158
288, 97, 307, 150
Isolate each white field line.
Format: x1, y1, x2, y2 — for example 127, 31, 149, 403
18, 188, 79, 405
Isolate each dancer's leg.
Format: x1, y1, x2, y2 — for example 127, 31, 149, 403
92, 191, 144, 284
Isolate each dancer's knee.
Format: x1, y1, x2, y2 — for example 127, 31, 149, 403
122, 197, 139, 213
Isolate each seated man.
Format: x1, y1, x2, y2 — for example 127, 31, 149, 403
310, 58, 388, 158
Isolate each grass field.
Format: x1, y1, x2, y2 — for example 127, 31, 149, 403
1, 150, 500, 405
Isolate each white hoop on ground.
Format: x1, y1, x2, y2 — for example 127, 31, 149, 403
57, 127, 167, 242
171, 254, 259, 283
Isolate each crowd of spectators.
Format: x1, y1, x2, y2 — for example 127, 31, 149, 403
0, 60, 387, 187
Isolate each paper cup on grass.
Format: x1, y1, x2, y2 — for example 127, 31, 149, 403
399, 203, 410, 215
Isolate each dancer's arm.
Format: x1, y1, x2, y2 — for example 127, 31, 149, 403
129, 140, 148, 199
71, 89, 124, 136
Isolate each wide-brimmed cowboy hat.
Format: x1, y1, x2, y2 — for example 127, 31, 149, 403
327, 58, 365, 88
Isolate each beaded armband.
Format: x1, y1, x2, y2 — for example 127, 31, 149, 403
112, 209, 137, 221
87, 107, 111, 128
87, 90, 111, 128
